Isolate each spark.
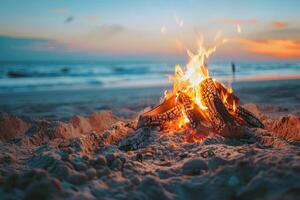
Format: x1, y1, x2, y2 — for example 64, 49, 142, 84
237, 24, 242, 33
161, 25, 167, 34
175, 15, 184, 27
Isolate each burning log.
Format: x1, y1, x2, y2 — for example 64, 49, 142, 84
176, 91, 206, 129
136, 77, 264, 139
137, 95, 182, 130
127, 37, 265, 145
232, 106, 264, 128
213, 79, 264, 128
199, 78, 236, 135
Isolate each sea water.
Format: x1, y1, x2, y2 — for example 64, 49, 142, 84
0, 60, 299, 92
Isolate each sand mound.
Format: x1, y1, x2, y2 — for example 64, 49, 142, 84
25, 111, 125, 144
243, 104, 300, 143
271, 115, 300, 142
1, 105, 300, 200
0, 113, 29, 141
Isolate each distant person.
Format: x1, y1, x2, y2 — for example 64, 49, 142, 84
231, 62, 236, 80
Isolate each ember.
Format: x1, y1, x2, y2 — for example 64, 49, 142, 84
137, 35, 264, 140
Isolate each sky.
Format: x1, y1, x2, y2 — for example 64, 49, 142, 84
1, 0, 300, 61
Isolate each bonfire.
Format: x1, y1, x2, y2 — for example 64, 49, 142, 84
121, 36, 264, 149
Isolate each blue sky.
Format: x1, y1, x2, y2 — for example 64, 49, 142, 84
1, 0, 300, 61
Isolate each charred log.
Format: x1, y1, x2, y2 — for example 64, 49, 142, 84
137, 95, 182, 129
233, 106, 264, 128
200, 78, 237, 136
176, 91, 206, 129
213, 79, 264, 128
213, 79, 240, 106
136, 76, 263, 140
118, 128, 154, 151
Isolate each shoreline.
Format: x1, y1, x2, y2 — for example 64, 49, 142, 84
0, 78, 299, 120
0, 73, 300, 94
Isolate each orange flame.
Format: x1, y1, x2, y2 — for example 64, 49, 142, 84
163, 32, 237, 134
167, 34, 226, 111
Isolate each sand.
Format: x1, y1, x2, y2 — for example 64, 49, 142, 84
0, 78, 299, 120
0, 79, 300, 200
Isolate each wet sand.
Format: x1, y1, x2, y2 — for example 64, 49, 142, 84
0, 78, 299, 120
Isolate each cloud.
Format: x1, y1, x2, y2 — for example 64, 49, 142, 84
247, 28, 300, 40
51, 7, 68, 14
220, 18, 258, 25
0, 35, 65, 60
89, 24, 125, 39
239, 38, 300, 58
83, 15, 100, 22
271, 21, 289, 29
64, 16, 74, 23
0, 35, 49, 49
0, 35, 108, 60
0, 35, 68, 52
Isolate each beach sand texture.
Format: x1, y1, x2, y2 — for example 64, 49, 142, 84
0, 79, 300, 200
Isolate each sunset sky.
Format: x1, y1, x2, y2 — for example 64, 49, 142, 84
1, 0, 300, 61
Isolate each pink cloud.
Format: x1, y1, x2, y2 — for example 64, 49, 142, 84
83, 15, 100, 22
271, 21, 289, 29
220, 18, 258, 25
239, 38, 300, 58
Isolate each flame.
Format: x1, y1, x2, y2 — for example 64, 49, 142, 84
168, 35, 221, 110
179, 110, 190, 128
164, 32, 237, 134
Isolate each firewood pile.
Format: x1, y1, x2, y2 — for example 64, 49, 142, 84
119, 38, 265, 151
119, 78, 264, 151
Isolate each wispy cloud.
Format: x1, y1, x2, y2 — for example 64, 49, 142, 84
64, 16, 74, 23
220, 18, 258, 25
0, 35, 66, 52
83, 15, 100, 22
51, 7, 68, 14
271, 21, 289, 29
89, 24, 125, 39
246, 28, 300, 41
240, 39, 300, 58
0, 35, 50, 49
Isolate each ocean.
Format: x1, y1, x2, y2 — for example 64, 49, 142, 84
0, 60, 299, 92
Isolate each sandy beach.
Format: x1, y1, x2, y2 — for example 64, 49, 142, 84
1, 78, 299, 120
0, 78, 300, 200
2, 1, 300, 199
